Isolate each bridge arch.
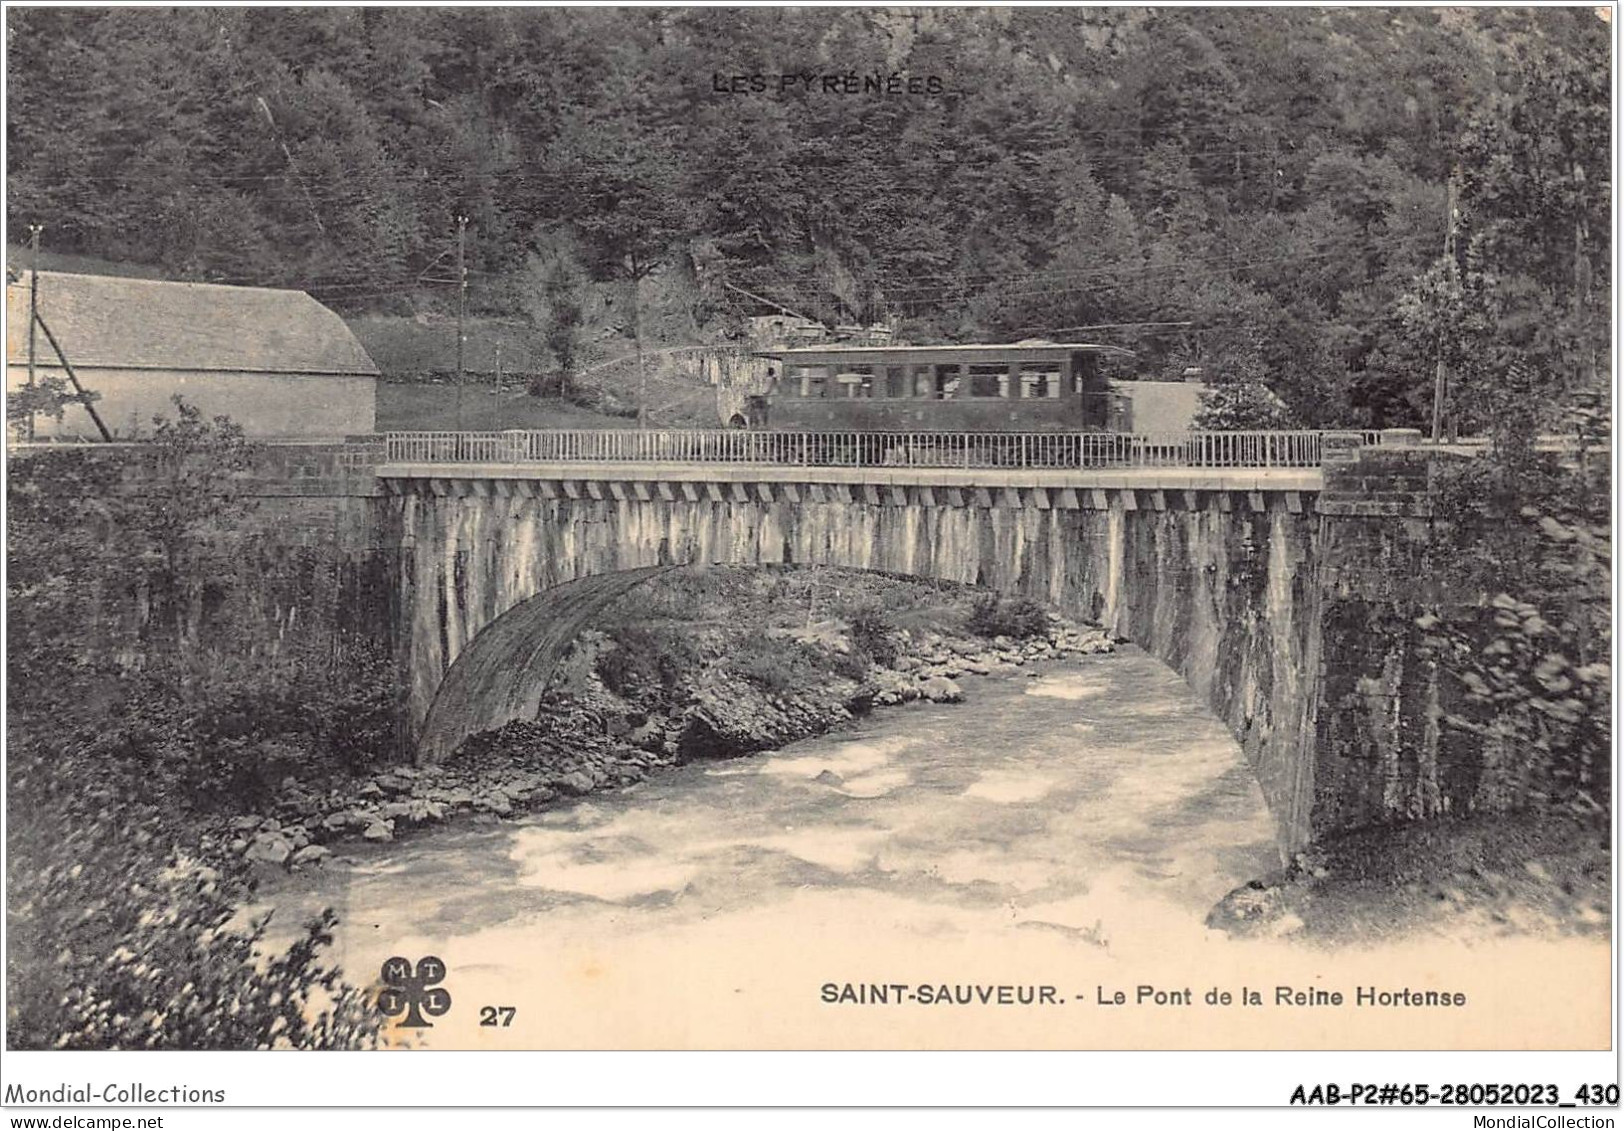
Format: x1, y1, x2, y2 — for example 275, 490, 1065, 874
417, 561, 1068, 764
397, 486, 1322, 853
416, 565, 682, 763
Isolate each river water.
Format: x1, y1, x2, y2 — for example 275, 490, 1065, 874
254, 646, 1609, 1050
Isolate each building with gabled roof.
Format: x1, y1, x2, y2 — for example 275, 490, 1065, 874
7, 270, 378, 440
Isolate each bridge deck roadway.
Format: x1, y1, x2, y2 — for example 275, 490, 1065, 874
375, 461, 1324, 493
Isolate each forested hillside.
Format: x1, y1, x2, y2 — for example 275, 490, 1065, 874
6, 6, 1609, 428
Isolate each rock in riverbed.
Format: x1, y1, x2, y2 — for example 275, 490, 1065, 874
244, 832, 294, 867
556, 771, 596, 797
290, 844, 331, 869
918, 676, 964, 704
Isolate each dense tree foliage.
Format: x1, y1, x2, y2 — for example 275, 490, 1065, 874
8, 402, 393, 1048
6, 7, 1609, 427
1191, 382, 1298, 430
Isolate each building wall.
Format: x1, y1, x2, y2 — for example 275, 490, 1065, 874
1113, 380, 1204, 432
7, 366, 376, 439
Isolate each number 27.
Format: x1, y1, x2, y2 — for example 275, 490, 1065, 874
480, 1006, 517, 1027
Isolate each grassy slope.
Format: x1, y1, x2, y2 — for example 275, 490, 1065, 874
375, 384, 635, 432
4, 246, 168, 280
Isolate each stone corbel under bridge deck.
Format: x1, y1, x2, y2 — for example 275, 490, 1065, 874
375, 461, 1322, 516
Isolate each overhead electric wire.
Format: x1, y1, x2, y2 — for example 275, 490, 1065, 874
734, 230, 1441, 306
34, 138, 1307, 188
723, 221, 1438, 293
215, 227, 1438, 311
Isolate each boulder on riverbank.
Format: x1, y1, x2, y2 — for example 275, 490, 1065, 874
244, 831, 294, 868
679, 675, 859, 760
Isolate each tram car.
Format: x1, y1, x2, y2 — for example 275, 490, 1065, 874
743, 342, 1136, 432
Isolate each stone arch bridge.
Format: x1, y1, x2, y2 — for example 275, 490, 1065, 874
360, 428, 1452, 856
96, 428, 1462, 857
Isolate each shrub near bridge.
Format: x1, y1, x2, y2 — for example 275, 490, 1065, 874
844, 602, 901, 667
61, 639, 400, 815
727, 635, 828, 697
595, 624, 704, 704
6, 636, 393, 1051
966, 595, 1052, 641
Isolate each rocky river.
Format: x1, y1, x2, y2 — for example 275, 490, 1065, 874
249, 646, 1609, 1051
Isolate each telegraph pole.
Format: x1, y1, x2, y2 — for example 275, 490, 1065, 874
1431, 168, 1459, 444
26, 224, 42, 441
454, 215, 469, 429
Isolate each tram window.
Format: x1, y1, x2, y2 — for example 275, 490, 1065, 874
1019, 364, 1060, 398
968, 364, 1006, 398
836, 369, 872, 398
934, 365, 962, 400
806, 374, 828, 399
885, 366, 909, 398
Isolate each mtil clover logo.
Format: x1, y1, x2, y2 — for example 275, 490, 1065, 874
377, 955, 451, 1028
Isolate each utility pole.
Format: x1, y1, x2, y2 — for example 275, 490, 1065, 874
455, 214, 468, 430
26, 224, 42, 441
34, 312, 113, 442
1267, 136, 1280, 211
1431, 167, 1459, 445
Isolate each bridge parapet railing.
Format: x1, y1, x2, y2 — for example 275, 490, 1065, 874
384, 429, 1357, 469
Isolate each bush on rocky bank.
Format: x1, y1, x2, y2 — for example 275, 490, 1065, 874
7, 717, 384, 1050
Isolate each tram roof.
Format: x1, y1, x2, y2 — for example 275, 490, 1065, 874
754, 342, 1135, 365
